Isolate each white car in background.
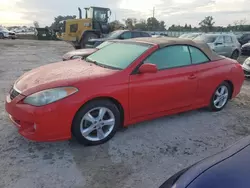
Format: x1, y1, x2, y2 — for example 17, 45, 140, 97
242, 57, 250, 77
0, 27, 16, 39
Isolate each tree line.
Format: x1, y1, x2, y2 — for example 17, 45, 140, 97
169, 16, 250, 32
44, 15, 249, 33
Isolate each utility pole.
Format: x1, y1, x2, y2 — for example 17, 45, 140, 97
153, 7, 155, 18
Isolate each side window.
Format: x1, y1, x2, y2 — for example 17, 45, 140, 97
224, 36, 233, 43
145, 45, 191, 70
120, 32, 132, 39
141, 32, 150, 37
70, 24, 78, 33
132, 32, 141, 38
189, 46, 210, 64
216, 36, 224, 44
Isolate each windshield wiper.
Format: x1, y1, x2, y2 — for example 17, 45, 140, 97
85, 58, 121, 70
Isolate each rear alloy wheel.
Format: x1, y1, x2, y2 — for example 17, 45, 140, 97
209, 82, 231, 111
231, 50, 239, 60
72, 100, 121, 145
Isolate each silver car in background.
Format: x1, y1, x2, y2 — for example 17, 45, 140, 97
179, 33, 201, 39
194, 33, 241, 59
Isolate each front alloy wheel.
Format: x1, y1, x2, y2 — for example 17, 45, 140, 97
72, 100, 121, 145
80, 107, 115, 142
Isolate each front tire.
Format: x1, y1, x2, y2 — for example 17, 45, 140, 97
209, 82, 231, 111
231, 50, 239, 60
0, 33, 4, 39
80, 32, 98, 49
72, 99, 121, 146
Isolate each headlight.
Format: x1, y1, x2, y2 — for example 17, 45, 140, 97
244, 58, 250, 66
23, 87, 78, 106
71, 55, 82, 59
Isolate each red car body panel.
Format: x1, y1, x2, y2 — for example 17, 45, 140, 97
5, 43, 245, 142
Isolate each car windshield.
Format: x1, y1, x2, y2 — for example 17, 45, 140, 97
86, 42, 152, 70
195, 35, 218, 43
96, 41, 112, 49
105, 30, 124, 39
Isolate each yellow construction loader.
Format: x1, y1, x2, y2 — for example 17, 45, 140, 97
62, 6, 111, 49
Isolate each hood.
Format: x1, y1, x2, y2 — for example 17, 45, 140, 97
88, 38, 108, 42
63, 48, 98, 60
15, 59, 117, 95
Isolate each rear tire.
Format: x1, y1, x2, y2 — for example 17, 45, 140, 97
0, 33, 4, 39
72, 99, 121, 146
231, 50, 239, 60
80, 32, 98, 49
209, 82, 231, 111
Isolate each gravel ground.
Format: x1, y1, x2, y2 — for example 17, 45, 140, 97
0, 40, 250, 188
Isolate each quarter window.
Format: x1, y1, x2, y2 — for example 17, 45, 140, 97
145, 45, 191, 70
189, 46, 210, 64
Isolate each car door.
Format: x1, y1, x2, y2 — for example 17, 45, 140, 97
129, 45, 198, 119
188, 46, 219, 105
214, 36, 227, 56
224, 36, 234, 57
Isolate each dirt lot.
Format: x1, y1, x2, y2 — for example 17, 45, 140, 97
0, 39, 250, 188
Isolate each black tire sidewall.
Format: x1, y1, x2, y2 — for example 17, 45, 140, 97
210, 82, 231, 111
72, 100, 121, 146
231, 50, 239, 60
80, 33, 98, 49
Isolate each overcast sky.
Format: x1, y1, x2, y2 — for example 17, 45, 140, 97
0, 0, 249, 27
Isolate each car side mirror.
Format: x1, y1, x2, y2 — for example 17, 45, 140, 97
139, 63, 158, 74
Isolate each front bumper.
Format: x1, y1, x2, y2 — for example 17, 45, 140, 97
5, 94, 73, 142
242, 64, 250, 77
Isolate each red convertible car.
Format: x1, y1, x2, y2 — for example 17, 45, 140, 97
5, 37, 244, 145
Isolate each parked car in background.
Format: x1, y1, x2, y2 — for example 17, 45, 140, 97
86, 30, 151, 48
5, 37, 244, 146
238, 33, 250, 45
194, 34, 241, 59
179, 33, 201, 39
242, 57, 250, 77
0, 27, 16, 39
237, 42, 250, 64
62, 41, 112, 61
160, 136, 250, 188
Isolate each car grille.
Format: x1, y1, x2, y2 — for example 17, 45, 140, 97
8, 33, 15, 36
241, 47, 250, 56
10, 87, 20, 100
